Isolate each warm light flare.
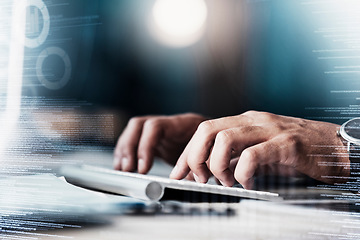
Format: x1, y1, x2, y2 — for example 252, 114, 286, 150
150, 0, 208, 48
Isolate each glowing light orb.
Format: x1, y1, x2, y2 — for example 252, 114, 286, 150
151, 0, 208, 48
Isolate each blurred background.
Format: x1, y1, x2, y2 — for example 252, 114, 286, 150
1, 0, 360, 172
21, 0, 360, 119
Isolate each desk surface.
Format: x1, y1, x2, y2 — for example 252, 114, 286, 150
2, 148, 360, 240
34, 201, 359, 240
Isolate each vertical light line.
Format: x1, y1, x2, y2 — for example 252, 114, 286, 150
0, 1, 26, 154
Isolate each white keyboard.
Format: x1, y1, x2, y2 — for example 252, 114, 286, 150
61, 165, 282, 202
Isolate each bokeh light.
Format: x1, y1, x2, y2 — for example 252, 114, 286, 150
150, 0, 208, 48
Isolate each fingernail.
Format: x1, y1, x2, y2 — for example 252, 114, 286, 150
170, 165, 179, 178
138, 158, 145, 173
122, 157, 130, 170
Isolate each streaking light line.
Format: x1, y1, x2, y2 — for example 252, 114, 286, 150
0, 1, 26, 155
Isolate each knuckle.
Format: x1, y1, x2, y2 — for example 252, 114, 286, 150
128, 117, 144, 126
272, 122, 285, 131
143, 118, 161, 130
283, 134, 302, 149
243, 110, 258, 117
258, 111, 275, 122
280, 133, 303, 166
243, 110, 276, 122
215, 130, 234, 145
241, 148, 258, 162
184, 112, 199, 118
197, 120, 215, 134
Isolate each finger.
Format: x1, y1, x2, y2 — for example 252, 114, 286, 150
170, 113, 268, 182
234, 136, 290, 189
170, 115, 254, 182
209, 126, 268, 187
171, 139, 213, 183
114, 117, 148, 171
169, 140, 192, 180
137, 118, 168, 174
176, 117, 246, 183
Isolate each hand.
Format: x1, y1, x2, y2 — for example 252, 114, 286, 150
170, 111, 350, 189
114, 113, 206, 174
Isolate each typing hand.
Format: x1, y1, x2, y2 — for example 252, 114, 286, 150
114, 113, 206, 174
170, 111, 350, 189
